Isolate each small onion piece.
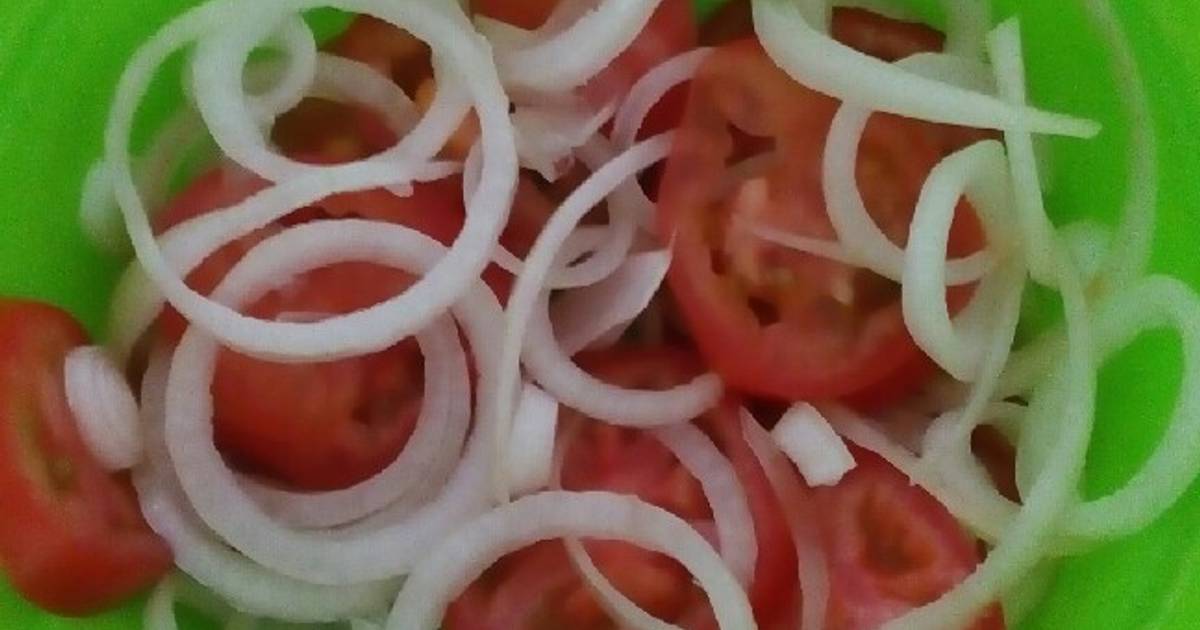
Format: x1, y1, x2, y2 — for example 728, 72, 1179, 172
64, 345, 143, 471
383, 491, 757, 630
741, 409, 830, 630
513, 100, 616, 181
489, 0, 664, 93
612, 47, 713, 148
750, 0, 1100, 137
144, 577, 181, 630
771, 402, 855, 487
506, 384, 560, 497
552, 249, 672, 356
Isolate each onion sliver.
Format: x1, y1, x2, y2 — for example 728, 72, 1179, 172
491, 0, 664, 93
750, 0, 1099, 137
741, 410, 830, 630
506, 384, 560, 497
494, 134, 722, 497
882, 253, 1096, 630
771, 402, 855, 487
135, 349, 399, 621
145, 577, 181, 630
384, 491, 756, 630
654, 423, 758, 586
987, 19, 1058, 286
612, 47, 712, 148
563, 535, 678, 630
64, 345, 143, 471
1058, 276, 1200, 543
241, 314, 470, 529
165, 220, 508, 585
513, 100, 615, 181
553, 249, 671, 356
901, 140, 1015, 381
105, 0, 516, 364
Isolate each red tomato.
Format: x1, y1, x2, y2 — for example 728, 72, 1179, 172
445, 348, 799, 630
656, 30, 985, 403
0, 301, 172, 615
814, 448, 1004, 629
272, 98, 399, 165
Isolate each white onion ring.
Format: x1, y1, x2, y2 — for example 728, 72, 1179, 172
490, 0, 664, 93
751, 0, 1099, 137
383, 491, 756, 630
240, 313, 470, 529
612, 47, 712, 148
552, 249, 671, 356
134, 348, 400, 621
105, 0, 517, 364
164, 220, 506, 585
64, 345, 143, 471
506, 383, 560, 497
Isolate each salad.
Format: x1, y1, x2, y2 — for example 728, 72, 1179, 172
1, 0, 1196, 629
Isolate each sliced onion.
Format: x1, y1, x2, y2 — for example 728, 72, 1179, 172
144, 577, 181, 630
1060, 220, 1112, 287
901, 140, 1015, 381
937, 0, 990, 59
750, 0, 1099, 137
383, 491, 756, 630
134, 348, 400, 621
612, 47, 712, 148
552, 249, 671, 356
241, 314, 470, 529
490, 0, 664, 93
105, 0, 516, 364
882, 253, 1096, 630
1057, 276, 1200, 543
494, 134, 722, 498
64, 345, 143, 471
513, 100, 616, 181
164, 220, 507, 585
771, 403, 855, 487
506, 384, 560, 497
737, 220, 860, 267
741, 410, 830, 630
308, 53, 419, 133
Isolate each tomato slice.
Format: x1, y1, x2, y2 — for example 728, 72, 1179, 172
0, 300, 172, 615
814, 448, 1004, 629
445, 347, 799, 630
329, 15, 432, 95
657, 23, 985, 403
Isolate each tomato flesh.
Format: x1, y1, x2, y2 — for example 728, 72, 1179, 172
0, 301, 172, 615
657, 19, 986, 403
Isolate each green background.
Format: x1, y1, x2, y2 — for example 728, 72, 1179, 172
1, 0, 1199, 627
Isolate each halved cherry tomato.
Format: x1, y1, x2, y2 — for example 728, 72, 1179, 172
657, 25, 985, 403
445, 347, 799, 630
815, 448, 1004, 629
0, 300, 172, 615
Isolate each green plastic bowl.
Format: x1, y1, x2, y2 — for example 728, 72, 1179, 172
2, 0, 1199, 628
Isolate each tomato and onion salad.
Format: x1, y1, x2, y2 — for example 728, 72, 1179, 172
0, 0, 1182, 630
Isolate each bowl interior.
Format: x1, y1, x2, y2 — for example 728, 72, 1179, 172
1, 0, 1199, 628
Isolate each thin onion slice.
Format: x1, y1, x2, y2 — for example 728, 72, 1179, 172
64, 345, 143, 471
552, 249, 671, 356
506, 384, 560, 497
105, 0, 516, 364
741, 410, 830, 630
612, 47, 712, 148
750, 0, 1099, 137
771, 402, 855, 487
383, 491, 756, 630
489, 0, 664, 93
241, 314, 470, 529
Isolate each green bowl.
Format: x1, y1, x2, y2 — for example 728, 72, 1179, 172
2, 0, 1199, 628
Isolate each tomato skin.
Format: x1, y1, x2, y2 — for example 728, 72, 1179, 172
0, 301, 172, 615
329, 16, 432, 94
814, 448, 1004, 630
578, 0, 698, 110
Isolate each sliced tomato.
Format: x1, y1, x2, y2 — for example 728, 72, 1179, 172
814, 448, 1004, 629
656, 27, 985, 403
446, 347, 799, 630
0, 301, 172, 615
272, 97, 399, 165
